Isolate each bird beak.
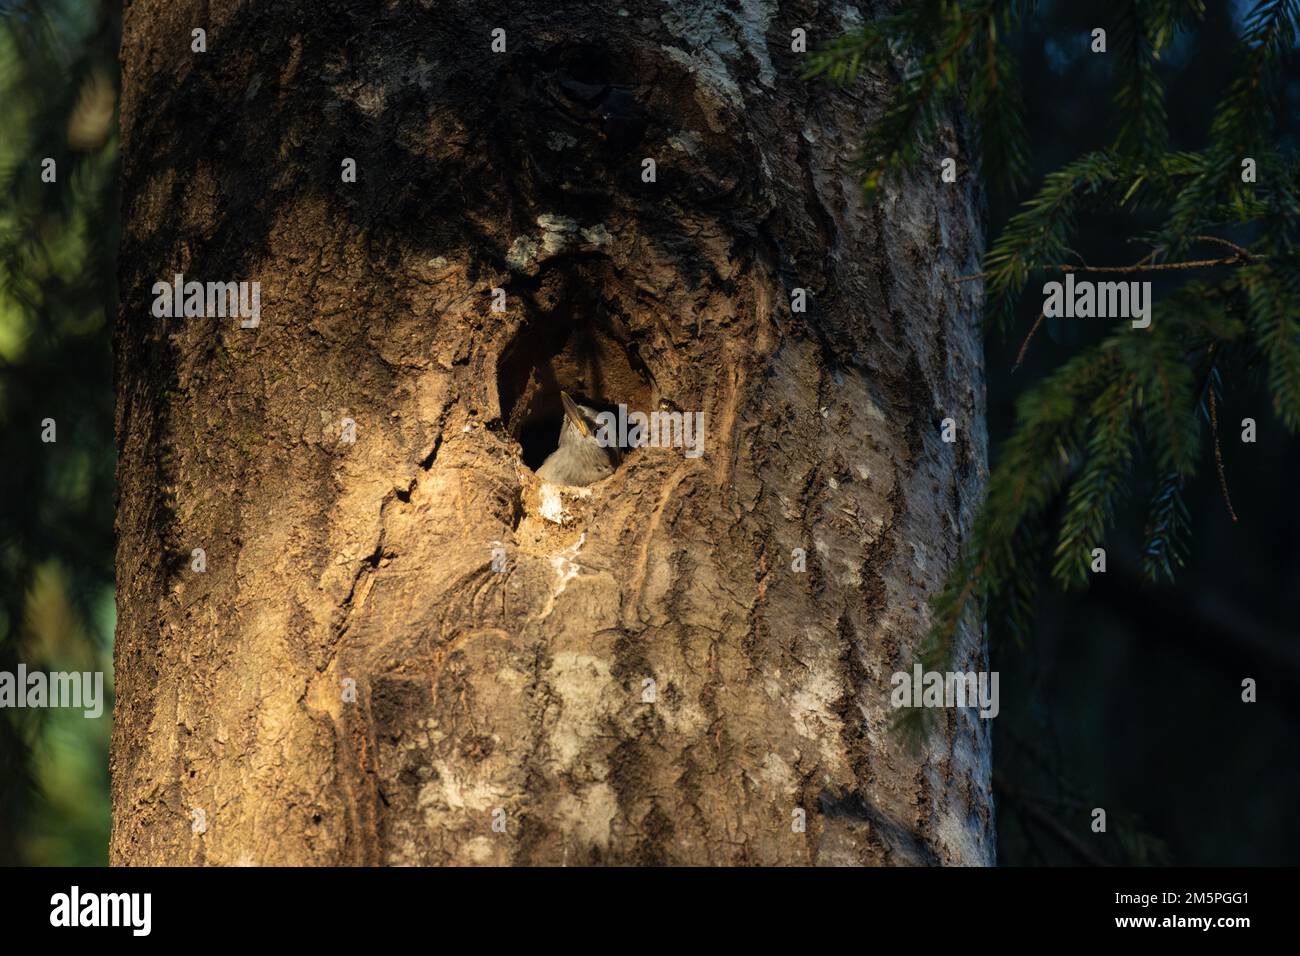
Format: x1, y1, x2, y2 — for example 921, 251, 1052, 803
560, 391, 590, 437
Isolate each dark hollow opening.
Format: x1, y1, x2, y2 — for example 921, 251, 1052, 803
496, 296, 654, 476
516, 392, 622, 471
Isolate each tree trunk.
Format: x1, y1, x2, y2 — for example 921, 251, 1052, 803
111, 0, 992, 866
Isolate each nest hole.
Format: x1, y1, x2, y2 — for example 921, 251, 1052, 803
497, 309, 654, 473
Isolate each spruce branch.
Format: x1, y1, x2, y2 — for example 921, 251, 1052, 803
814, 0, 1298, 673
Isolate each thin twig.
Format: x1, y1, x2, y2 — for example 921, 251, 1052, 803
1063, 247, 1092, 269
1011, 242, 1158, 369
1191, 234, 1252, 258
1054, 255, 1245, 274
1131, 247, 1160, 268
1003, 247, 1170, 369
1013, 309, 1046, 371
1207, 375, 1239, 524
957, 252, 1255, 284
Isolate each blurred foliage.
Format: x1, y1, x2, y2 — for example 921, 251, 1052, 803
0, 0, 118, 865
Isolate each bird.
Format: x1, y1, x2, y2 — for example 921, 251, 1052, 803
536, 391, 620, 487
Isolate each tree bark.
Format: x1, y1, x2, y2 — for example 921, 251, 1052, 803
111, 0, 992, 865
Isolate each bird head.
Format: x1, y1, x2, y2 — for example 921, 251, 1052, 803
558, 391, 620, 461
535, 391, 621, 486
559, 390, 596, 440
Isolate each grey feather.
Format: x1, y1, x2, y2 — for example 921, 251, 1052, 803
536, 399, 619, 486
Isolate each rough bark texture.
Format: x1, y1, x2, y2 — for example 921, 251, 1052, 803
112, 0, 992, 865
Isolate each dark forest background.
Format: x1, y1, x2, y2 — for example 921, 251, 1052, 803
0, 0, 1295, 865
